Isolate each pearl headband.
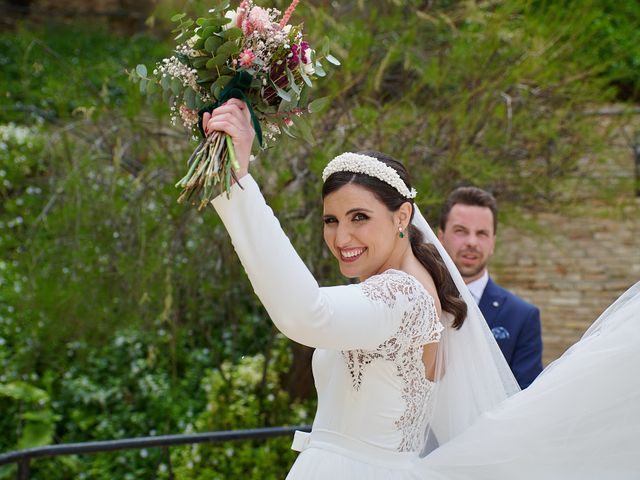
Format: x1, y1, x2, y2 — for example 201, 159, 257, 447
322, 152, 417, 199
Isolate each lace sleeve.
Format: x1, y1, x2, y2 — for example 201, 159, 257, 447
343, 270, 443, 390
361, 270, 443, 348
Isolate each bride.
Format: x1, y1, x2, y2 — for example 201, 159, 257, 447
204, 100, 640, 479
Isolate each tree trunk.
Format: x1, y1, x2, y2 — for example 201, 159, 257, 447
284, 342, 315, 401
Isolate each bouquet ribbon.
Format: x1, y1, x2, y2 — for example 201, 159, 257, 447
197, 71, 263, 146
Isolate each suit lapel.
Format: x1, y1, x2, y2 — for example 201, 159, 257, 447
479, 278, 506, 328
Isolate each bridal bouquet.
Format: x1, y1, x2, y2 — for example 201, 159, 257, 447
133, 0, 339, 209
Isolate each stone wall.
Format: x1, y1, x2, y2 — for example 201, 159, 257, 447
492, 205, 639, 366
491, 114, 640, 367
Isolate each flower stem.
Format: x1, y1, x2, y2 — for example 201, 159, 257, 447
226, 134, 240, 170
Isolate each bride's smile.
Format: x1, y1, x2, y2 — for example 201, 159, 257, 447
339, 247, 367, 262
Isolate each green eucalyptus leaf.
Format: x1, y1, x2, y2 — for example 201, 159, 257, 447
276, 117, 296, 138
308, 96, 330, 113
205, 35, 224, 53
175, 52, 192, 69
200, 19, 219, 29
197, 68, 218, 82
146, 81, 159, 95
192, 56, 210, 68
207, 53, 229, 69
201, 26, 220, 39
170, 77, 183, 94
286, 68, 301, 95
184, 88, 197, 109
222, 27, 243, 40
135, 64, 147, 78
315, 62, 326, 77
290, 115, 315, 145
278, 95, 292, 113
194, 36, 206, 50
217, 40, 241, 57
272, 82, 292, 102
161, 75, 171, 90
325, 54, 341, 66
213, 75, 233, 90
299, 63, 312, 87
139, 78, 147, 94
321, 37, 331, 57
202, 17, 231, 28
298, 84, 310, 105
171, 13, 187, 22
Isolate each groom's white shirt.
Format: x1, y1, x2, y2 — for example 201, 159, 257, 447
466, 270, 489, 305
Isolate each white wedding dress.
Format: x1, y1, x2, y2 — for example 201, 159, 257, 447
212, 175, 640, 479
213, 175, 445, 478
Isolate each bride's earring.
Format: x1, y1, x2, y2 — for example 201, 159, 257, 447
398, 226, 405, 239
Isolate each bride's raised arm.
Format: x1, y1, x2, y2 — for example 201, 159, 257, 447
213, 174, 416, 350
206, 100, 425, 351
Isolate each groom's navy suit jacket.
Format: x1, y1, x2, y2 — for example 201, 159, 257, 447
479, 278, 543, 389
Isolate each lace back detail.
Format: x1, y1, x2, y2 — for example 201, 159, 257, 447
342, 270, 444, 452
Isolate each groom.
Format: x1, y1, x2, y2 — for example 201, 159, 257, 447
438, 187, 543, 389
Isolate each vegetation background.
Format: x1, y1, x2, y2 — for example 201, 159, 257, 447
0, 0, 638, 478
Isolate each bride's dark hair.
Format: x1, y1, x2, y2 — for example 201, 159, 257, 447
322, 151, 467, 329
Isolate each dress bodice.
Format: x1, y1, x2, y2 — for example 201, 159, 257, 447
312, 270, 443, 454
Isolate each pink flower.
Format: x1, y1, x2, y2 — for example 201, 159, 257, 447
279, 0, 300, 28
289, 44, 300, 68
239, 49, 256, 68
300, 41, 311, 64
236, 0, 250, 27
178, 105, 198, 128
247, 6, 272, 33
289, 41, 311, 69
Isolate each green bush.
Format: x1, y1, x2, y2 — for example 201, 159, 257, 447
169, 336, 313, 480
0, 24, 167, 124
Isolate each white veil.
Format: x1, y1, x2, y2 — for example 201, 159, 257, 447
418, 280, 640, 478
411, 206, 520, 453
413, 201, 640, 477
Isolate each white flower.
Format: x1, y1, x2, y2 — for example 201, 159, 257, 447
303, 61, 315, 75
223, 9, 238, 30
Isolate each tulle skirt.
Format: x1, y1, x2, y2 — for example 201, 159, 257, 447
286, 282, 640, 479
417, 281, 640, 479
285, 430, 421, 480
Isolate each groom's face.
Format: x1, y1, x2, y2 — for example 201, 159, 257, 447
438, 204, 496, 283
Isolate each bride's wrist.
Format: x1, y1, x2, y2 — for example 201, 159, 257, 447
232, 168, 249, 185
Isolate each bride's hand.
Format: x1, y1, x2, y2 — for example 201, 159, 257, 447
202, 98, 255, 180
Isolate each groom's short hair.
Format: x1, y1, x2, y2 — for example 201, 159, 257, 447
439, 186, 498, 233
